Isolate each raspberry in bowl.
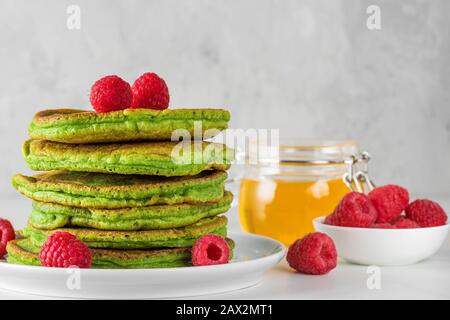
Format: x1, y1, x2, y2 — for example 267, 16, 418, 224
313, 190, 449, 266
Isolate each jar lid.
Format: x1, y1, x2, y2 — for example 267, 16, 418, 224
245, 140, 360, 165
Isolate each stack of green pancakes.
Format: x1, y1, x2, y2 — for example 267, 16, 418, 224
7, 108, 234, 268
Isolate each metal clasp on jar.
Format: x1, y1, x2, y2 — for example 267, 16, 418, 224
343, 151, 376, 193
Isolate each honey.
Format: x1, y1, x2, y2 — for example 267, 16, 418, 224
238, 177, 350, 246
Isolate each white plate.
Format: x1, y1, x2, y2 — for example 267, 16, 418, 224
0, 232, 285, 299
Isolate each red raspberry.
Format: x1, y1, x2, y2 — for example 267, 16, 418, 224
131, 72, 170, 110
330, 192, 378, 227
90, 75, 132, 113
405, 199, 447, 227
392, 217, 420, 229
369, 185, 409, 223
287, 232, 337, 275
369, 222, 395, 229
0, 218, 15, 258
39, 231, 92, 268
324, 214, 335, 225
191, 234, 230, 266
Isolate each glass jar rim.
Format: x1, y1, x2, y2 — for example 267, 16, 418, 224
244, 139, 360, 165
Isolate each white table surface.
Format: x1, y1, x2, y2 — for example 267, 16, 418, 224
0, 195, 449, 300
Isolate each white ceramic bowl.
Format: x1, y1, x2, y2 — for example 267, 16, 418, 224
313, 217, 450, 266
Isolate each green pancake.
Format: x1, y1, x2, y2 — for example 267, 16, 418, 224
28, 108, 230, 144
23, 139, 234, 177
21, 216, 228, 249
29, 191, 233, 230
6, 238, 235, 268
12, 170, 227, 209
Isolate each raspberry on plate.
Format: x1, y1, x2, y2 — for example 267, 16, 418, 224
329, 192, 378, 227
368, 185, 409, 223
90, 75, 133, 113
0, 218, 15, 258
191, 234, 230, 266
287, 232, 337, 275
405, 199, 447, 227
392, 217, 420, 229
131, 72, 170, 110
39, 231, 92, 268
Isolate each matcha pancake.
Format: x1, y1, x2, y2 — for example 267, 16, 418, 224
28, 108, 230, 144
23, 139, 234, 177
29, 191, 233, 230
12, 170, 227, 209
21, 215, 228, 249
6, 238, 235, 268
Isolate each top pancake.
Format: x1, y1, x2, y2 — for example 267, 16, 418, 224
28, 108, 230, 144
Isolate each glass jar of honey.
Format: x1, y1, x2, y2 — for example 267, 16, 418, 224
238, 140, 372, 246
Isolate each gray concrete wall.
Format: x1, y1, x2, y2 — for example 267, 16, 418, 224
1, 0, 449, 196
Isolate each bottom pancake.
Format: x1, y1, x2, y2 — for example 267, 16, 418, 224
6, 238, 235, 269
